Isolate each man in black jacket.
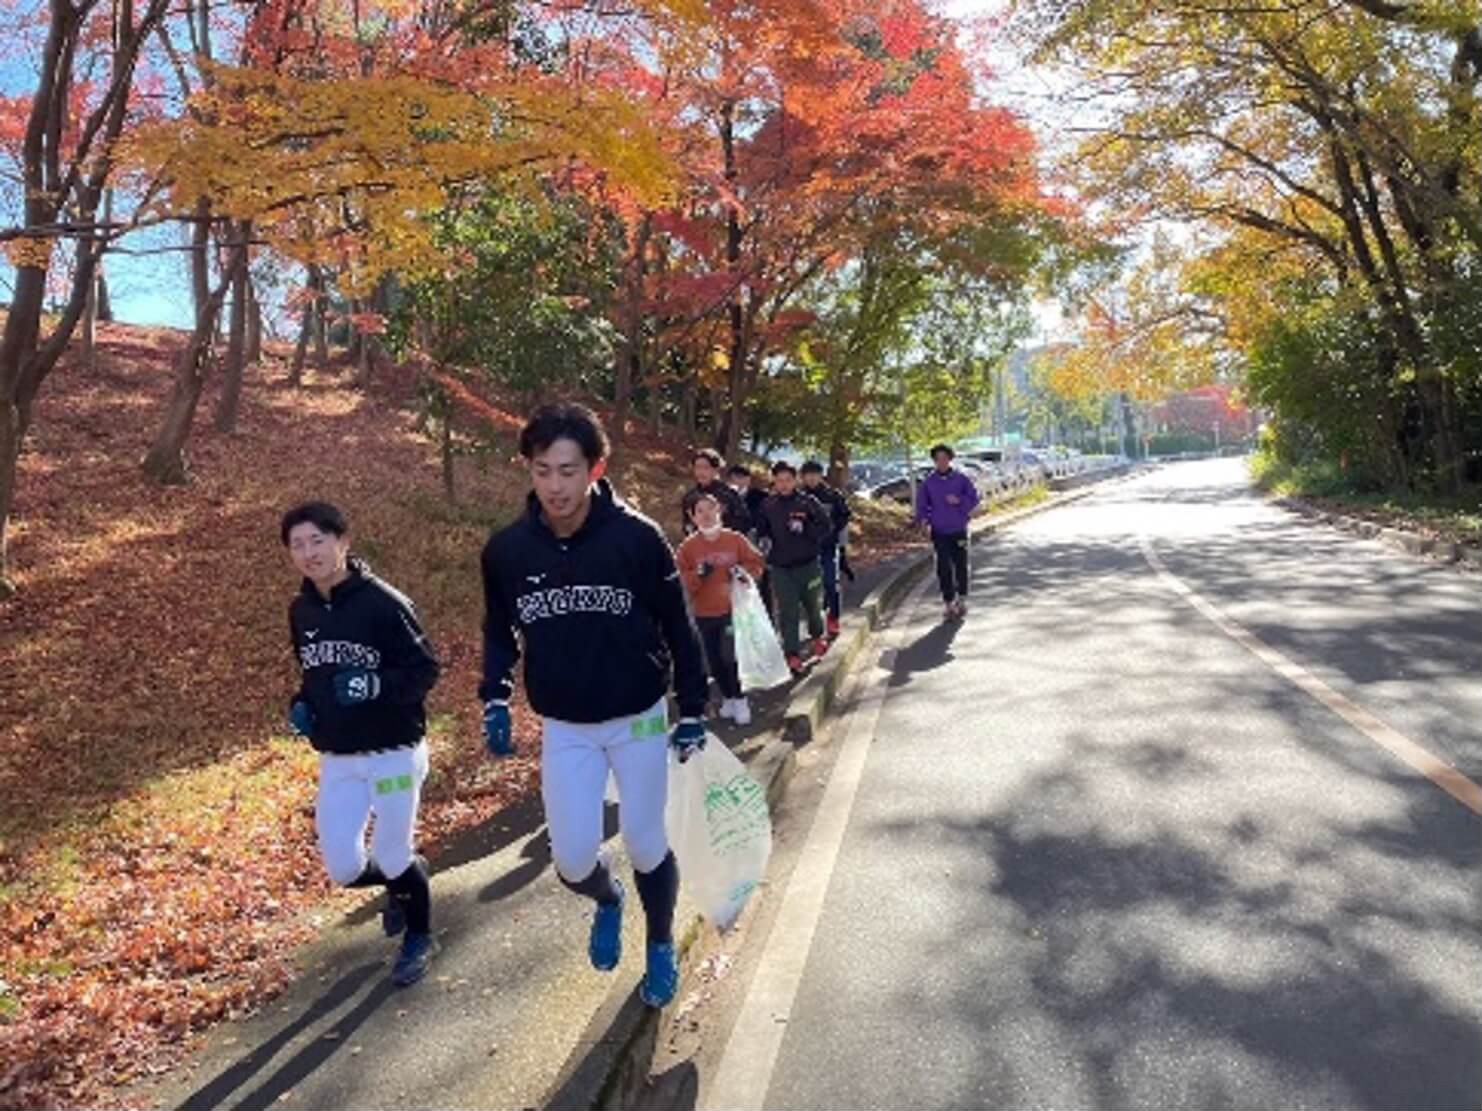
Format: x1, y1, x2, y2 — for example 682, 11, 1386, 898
680, 449, 750, 535
800, 460, 852, 638
283, 502, 441, 987
727, 462, 774, 617
479, 402, 708, 1009
756, 461, 832, 672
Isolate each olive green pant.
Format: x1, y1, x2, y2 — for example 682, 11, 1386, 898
771, 561, 824, 655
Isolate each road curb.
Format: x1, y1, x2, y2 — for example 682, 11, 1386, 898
1273, 493, 1482, 574
561, 461, 1146, 1109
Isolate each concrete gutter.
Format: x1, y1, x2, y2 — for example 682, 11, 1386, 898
1274, 494, 1482, 574
551, 462, 1144, 1110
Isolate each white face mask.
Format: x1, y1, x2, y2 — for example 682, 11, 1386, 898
699, 523, 722, 538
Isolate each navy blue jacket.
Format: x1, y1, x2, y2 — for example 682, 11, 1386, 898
288, 559, 440, 754
480, 480, 707, 723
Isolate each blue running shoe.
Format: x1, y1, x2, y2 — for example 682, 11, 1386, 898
639, 941, 678, 1008
391, 931, 437, 987
589, 879, 624, 971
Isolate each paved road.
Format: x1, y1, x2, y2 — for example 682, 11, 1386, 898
698, 458, 1481, 1111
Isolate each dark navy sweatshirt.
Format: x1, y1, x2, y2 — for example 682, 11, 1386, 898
288, 559, 440, 754
479, 480, 707, 723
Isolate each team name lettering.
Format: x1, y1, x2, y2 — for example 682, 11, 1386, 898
515, 585, 633, 624
299, 640, 382, 669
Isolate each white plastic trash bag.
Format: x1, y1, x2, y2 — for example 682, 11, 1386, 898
666, 736, 772, 931
730, 573, 792, 691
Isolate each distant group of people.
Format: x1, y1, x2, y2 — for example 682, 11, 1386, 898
277, 401, 984, 1012
674, 449, 855, 726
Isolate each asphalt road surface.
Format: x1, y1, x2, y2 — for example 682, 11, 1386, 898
688, 458, 1480, 1111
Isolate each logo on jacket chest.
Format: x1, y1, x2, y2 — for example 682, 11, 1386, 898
299, 640, 382, 670
516, 584, 634, 624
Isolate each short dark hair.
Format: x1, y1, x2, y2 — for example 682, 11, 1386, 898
281, 501, 347, 546
929, 443, 955, 461
799, 460, 824, 476
771, 460, 796, 476
688, 491, 720, 516
519, 402, 609, 463
727, 463, 752, 479
693, 448, 724, 469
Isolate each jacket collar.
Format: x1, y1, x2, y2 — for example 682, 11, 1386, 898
299, 556, 371, 606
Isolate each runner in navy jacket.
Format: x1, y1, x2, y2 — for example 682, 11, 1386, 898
282, 503, 440, 987
478, 402, 706, 1010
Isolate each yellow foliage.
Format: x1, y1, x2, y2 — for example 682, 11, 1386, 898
4, 237, 54, 269
123, 62, 677, 293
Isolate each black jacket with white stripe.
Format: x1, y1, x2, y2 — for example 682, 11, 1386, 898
288, 559, 441, 754
480, 479, 707, 724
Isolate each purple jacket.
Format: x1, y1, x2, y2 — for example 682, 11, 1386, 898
914, 468, 980, 534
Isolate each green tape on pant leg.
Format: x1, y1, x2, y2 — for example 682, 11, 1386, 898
630, 712, 667, 739
375, 775, 414, 795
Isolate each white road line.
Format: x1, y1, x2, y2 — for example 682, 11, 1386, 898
700, 575, 934, 1111
1139, 534, 1482, 817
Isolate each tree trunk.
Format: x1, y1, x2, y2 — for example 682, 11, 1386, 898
246, 274, 262, 365
190, 197, 211, 323
212, 222, 250, 432
143, 243, 239, 483
289, 297, 313, 387
313, 270, 330, 366
681, 374, 697, 440
441, 410, 456, 503
81, 269, 98, 371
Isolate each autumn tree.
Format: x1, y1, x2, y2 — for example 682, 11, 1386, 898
0, 0, 174, 595
1012, 0, 1482, 490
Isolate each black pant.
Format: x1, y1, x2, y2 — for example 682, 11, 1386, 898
931, 530, 969, 602
696, 614, 742, 699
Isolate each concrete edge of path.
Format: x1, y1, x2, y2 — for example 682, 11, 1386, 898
547, 462, 1147, 1111
1273, 492, 1482, 574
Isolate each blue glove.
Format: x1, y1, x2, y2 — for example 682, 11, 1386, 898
288, 699, 316, 738
670, 718, 706, 764
332, 669, 381, 706
483, 699, 514, 758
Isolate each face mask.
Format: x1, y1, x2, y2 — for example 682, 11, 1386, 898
699, 523, 722, 538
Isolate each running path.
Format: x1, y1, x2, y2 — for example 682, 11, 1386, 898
702, 458, 1480, 1111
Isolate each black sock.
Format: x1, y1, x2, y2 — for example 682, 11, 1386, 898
385, 858, 431, 935
633, 852, 678, 945
347, 862, 388, 889
561, 858, 621, 905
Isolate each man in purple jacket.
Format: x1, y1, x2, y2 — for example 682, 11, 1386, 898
914, 444, 980, 619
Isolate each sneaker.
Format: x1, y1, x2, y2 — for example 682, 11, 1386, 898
826, 614, 841, 638
717, 698, 737, 722
811, 636, 830, 658
731, 698, 752, 727
943, 601, 957, 621
589, 879, 625, 972
391, 931, 437, 987
786, 653, 804, 675
955, 598, 969, 616
639, 941, 678, 1008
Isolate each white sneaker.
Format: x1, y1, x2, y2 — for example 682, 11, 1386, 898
717, 698, 737, 721
956, 598, 969, 616
731, 698, 752, 726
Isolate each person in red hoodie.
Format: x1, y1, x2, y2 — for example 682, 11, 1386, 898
676, 492, 765, 727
